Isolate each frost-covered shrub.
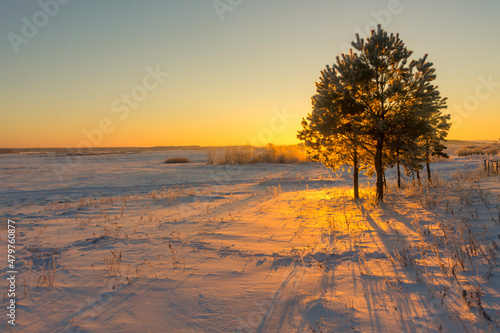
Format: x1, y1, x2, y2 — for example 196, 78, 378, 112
455, 143, 499, 157
220, 144, 311, 164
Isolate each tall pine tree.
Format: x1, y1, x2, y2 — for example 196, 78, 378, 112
298, 55, 372, 199
299, 26, 450, 201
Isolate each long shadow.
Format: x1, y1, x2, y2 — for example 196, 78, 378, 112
355, 201, 403, 252
355, 200, 425, 332
255, 198, 422, 332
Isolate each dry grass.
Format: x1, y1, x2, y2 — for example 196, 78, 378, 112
218, 144, 311, 164
35, 255, 57, 287
104, 249, 122, 277
206, 148, 217, 164
397, 166, 500, 323
168, 244, 185, 269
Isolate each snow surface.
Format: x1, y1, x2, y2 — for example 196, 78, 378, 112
1, 149, 499, 332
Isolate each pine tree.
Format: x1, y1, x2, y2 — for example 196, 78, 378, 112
299, 25, 450, 202
421, 112, 451, 182
385, 54, 449, 187
405, 55, 450, 183
347, 26, 451, 200
297, 54, 372, 199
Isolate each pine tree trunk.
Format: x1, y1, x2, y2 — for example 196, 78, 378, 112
426, 159, 432, 183
397, 160, 401, 188
353, 160, 359, 199
375, 139, 384, 202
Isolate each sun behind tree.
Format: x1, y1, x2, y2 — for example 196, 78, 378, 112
298, 25, 450, 202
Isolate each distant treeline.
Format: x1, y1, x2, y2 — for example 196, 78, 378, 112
0, 146, 202, 155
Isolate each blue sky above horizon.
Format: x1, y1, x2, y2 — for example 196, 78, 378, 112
1, 0, 499, 148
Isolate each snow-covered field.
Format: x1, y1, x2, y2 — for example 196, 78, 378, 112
1, 149, 499, 332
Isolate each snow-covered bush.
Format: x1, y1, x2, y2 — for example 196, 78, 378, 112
163, 157, 191, 164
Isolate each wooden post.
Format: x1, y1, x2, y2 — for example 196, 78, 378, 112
484, 160, 487, 172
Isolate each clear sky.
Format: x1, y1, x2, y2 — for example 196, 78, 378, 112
1, 0, 499, 148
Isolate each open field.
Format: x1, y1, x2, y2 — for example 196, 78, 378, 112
1, 148, 499, 332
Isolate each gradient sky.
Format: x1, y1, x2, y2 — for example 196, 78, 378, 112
1, 0, 499, 148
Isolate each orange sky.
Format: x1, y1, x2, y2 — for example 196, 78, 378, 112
1, 1, 499, 148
